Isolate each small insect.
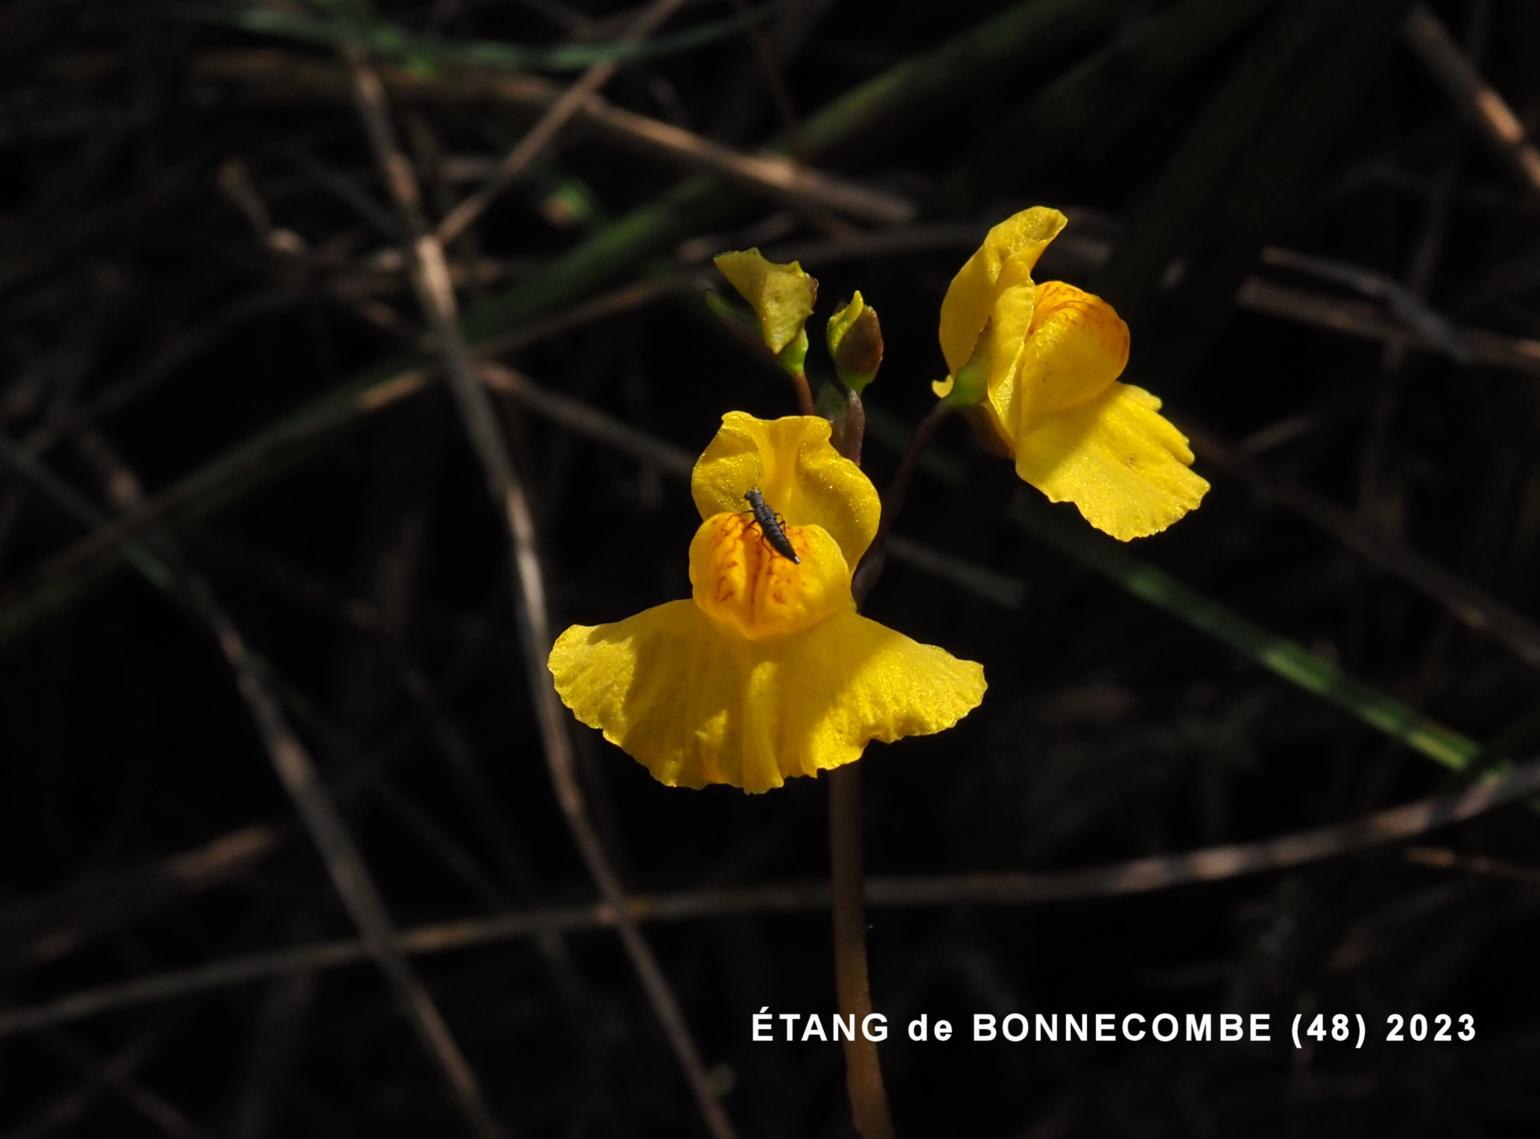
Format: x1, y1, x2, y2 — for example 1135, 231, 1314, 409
743, 488, 800, 563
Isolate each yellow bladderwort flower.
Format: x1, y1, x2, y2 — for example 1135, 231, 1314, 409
934, 207, 1209, 540
549, 412, 986, 793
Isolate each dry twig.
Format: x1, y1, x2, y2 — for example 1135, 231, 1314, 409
436, 0, 692, 244
342, 43, 738, 1139
30, 424, 508, 1139
1403, 2, 1540, 201
1188, 424, 1540, 670
6, 751, 1537, 1040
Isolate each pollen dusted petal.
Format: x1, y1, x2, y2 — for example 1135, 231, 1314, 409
1012, 382, 1210, 540
689, 512, 850, 640
691, 413, 879, 566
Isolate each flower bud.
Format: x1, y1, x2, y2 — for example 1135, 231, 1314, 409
826, 291, 883, 392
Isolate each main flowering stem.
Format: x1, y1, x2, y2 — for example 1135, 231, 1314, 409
828, 763, 894, 1138
827, 395, 895, 1138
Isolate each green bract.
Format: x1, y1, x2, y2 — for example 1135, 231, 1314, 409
713, 248, 818, 374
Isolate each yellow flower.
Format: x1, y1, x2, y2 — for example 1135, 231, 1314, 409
934, 207, 1209, 540
549, 412, 986, 793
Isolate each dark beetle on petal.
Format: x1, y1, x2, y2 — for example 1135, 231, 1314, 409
743, 488, 800, 564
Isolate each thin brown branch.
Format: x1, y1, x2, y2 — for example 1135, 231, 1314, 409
62, 427, 507, 1139
1403, 845, 1540, 888
1258, 245, 1473, 365
0, 824, 282, 973
2, 575, 512, 987
719, 0, 805, 147
428, 77, 913, 226
1188, 423, 1540, 670
7, 752, 1537, 1040
228, 940, 317, 1139
180, 573, 509, 1139
1403, 2, 1540, 201
1236, 276, 1540, 375
3, 269, 687, 604
8, 1025, 170, 1139
15, 288, 305, 460
342, 46, 737, 1139
436, 0, 691, 244
37, 1030, 216, 1139
117, 49, 915, 226
1050, 226, 1540, 375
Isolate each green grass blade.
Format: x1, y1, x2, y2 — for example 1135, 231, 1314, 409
0, 428, 178, 595
863, 408, 1485, 774
191, 2, 784, 73
0, 0, 1123, 645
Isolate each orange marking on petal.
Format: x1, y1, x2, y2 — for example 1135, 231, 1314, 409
690, 511, 849, 639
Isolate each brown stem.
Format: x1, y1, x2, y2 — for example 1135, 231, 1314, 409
823, 381, 891, 1135
839, 390, 865, 466
852, 400, 952, 605
828, 764, 895, 1139
791, 369, 816, 416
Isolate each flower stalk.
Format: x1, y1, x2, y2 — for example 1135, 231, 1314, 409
790, 367, 817, 417
829, 763, 895, 1139
852, 400, 952, 606
825, 388, 895, 1138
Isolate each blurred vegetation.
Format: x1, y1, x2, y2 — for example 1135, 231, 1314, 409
3, 1, 1540, 1136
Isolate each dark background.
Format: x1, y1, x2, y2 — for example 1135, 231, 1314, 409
4, 0, 1540, 1135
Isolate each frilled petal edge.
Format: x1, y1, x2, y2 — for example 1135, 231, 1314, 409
549, 603, 986, 793
690, 412, 880, 567
1012, 382, 1210, 540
